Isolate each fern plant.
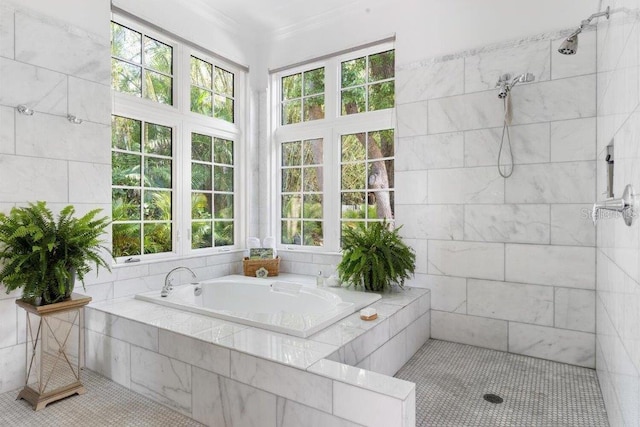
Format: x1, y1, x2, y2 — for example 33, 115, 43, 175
0, 202, 111, 305
338, 222, 416, 292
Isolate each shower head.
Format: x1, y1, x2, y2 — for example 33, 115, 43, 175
558, 33, 579, 55
558, 6, 610, 55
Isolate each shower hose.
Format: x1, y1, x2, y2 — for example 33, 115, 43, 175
498, 92, 514, 178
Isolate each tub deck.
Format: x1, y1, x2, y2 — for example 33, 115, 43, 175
86, 274, 430, 427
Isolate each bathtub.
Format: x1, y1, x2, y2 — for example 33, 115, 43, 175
135, 276, 381, 337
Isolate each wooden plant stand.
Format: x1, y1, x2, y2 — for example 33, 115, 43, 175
15, 293, 92, 410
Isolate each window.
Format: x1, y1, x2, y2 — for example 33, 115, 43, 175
281, 139, 324, 246
191, 133, 235, 248
341, 50, 394, 115
111, 17, 242, 260
111, 22, 173, 105
340, 130, 394, 240
281, 67, 325, 125
190, 56, 235, 123
273, 44, 395, 252
111, 116, 173, 257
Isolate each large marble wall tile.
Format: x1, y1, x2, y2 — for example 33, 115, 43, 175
550, 204, 595, 246
431, 310, 508, 351
510, 75, 596, 125
333, 380, 407, 427
428, 167, 504, 204
85, 309, 159, 351
406, 312, 430, 359
159, 329, 230, 377
403, 239, 428, 274
276, 397, 360, 427
396, 205, 463, 240
68, 77, 110, 124
396, 58, 464, 104
389, 302, 422, 337
336, 319, 390, 366
465, 39, 550, 93
15, 12, 110, 84
69, 162, 111, 204
505, 161, 596, 204
555, 288, 595, 333
85, 330, 130, 388
396, 102, 428, 137
0, 344, 24, 393
394, 171, 427, 204
464, 204, 550, 244
505, 244, 595, 289
0, 4, 13, 59
597, 15, 637, 73
369, 330, 407, 376
464, 123, 550, 167
130, 345, 192, 416
416, 275, 466, 313
508, 323, 595, 368
552, 30, 597, 79
0, 155, 68, 202
16, 113, 111, 163
0, 105, 14, 154
428, 91, 504, 133
230, 350, 332, 412
595, 342, 626, 427
396, 132, 464, 171
0, 298, 16, 349
428, 240, 504, 281
468, 279, 553, 325
550, 117, 596, 162
192, 366, 276, 427
0, 57, 66, 115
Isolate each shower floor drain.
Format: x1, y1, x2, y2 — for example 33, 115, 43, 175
483, 393, 503, 404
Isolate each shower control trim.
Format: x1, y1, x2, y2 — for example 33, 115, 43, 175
592, 184, 637, 226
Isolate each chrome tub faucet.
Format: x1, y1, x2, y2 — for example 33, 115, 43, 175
161, 266, 197, 297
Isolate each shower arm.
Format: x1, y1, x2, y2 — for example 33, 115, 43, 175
568, 6, 611, 38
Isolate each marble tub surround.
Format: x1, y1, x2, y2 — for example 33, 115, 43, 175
85, 274, 428, 426
395, 28, 597, 368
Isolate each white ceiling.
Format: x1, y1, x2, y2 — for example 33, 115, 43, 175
187, 0, 369, 35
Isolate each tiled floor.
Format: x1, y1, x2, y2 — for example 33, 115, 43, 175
0, 339, 610, 426
395, 339, 609, 427
0, 369, 203, 427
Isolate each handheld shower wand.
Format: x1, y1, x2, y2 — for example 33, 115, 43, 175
495, 72, 536, 178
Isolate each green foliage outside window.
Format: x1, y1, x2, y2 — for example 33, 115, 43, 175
191, 133, 235, 249
281, 68, 325, 125
112, 116, 173, 257
190, 57, 235, 123
341, 50, 394, 115
111, 22, 173, 105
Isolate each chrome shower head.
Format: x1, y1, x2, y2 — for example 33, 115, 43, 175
558, 6, 610, 55
558, 33, 579, 55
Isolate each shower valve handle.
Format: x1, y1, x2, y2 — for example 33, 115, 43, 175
592, 184, 636, 226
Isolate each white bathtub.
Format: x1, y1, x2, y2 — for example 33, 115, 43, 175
135, 276, 381, 337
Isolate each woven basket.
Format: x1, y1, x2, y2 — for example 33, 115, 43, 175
243, 256, 280, 277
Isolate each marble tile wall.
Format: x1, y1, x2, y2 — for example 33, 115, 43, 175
395, 29, 598, 367
0, 1, 246, 395
595, 1, 640, 425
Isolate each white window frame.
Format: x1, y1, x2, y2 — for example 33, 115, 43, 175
111, 12, 246, 263
271, 41, 396, 254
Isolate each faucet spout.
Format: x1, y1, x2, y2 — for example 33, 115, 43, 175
161, 266, 197, 297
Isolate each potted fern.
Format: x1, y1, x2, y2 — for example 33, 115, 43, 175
337, 222, 416, 292
0, 202, 111, 305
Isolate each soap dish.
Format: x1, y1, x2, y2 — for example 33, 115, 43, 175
360, 307, 377, 321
